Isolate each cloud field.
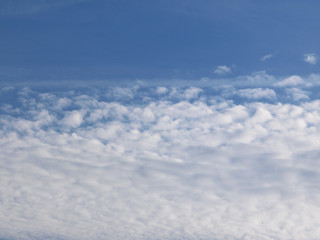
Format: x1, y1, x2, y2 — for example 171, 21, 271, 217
2, 75, 320, 239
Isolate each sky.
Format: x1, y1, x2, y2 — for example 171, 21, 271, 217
1, 0, 320, 82
2, 1, 320, 240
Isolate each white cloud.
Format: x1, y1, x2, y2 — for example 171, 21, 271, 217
286, 88, 310, 101
237, 71, 276, 86
304, 53, 318, 65
61, 110, 84, 128
260, 53, 274, 61
274, 75, 305, 87
2, 85, 320, 239
155, 86, 168, 94
214, 65, 231, 75
183, 87, 202, 99
237, 88, 276, 100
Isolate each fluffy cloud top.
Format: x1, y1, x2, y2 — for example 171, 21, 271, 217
1, 82, 320, 240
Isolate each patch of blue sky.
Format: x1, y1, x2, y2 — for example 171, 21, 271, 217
1, 0, 320, 82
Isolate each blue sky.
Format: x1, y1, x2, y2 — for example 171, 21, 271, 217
3, 1, 320, 240
1, 0, 320, 83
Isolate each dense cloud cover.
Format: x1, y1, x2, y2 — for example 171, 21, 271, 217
2, 76, 320, 239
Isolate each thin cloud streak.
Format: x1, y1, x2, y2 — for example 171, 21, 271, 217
260, 53, 274, 61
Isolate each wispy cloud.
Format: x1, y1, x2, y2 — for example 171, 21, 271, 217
214, 65, 231, 75
237, 88, 276, 100
260, 53, 274, 61
274, 75, 305, 87
304, 53, 318, 65
285, 88, 310, 101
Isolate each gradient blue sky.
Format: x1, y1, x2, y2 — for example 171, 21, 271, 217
1, 0, 320, 83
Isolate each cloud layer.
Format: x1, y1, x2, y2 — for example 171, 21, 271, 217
1, 77, 320, 239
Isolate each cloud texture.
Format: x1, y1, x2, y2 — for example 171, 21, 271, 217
214, 65, 231, 75
304, 53, 318, 65
1, 77, 320, 239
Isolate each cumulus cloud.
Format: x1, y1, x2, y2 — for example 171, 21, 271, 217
260, 53, 274, 61
304, 53, 318, 65
2, 83, 320, 240
214, 65, 231, 75
61, 110, 84, 128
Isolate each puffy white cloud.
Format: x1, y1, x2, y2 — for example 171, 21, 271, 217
2, 83, 320, 239
61, 110, 84, 128
304, 53, 318, 65
214, 65, 231, 75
